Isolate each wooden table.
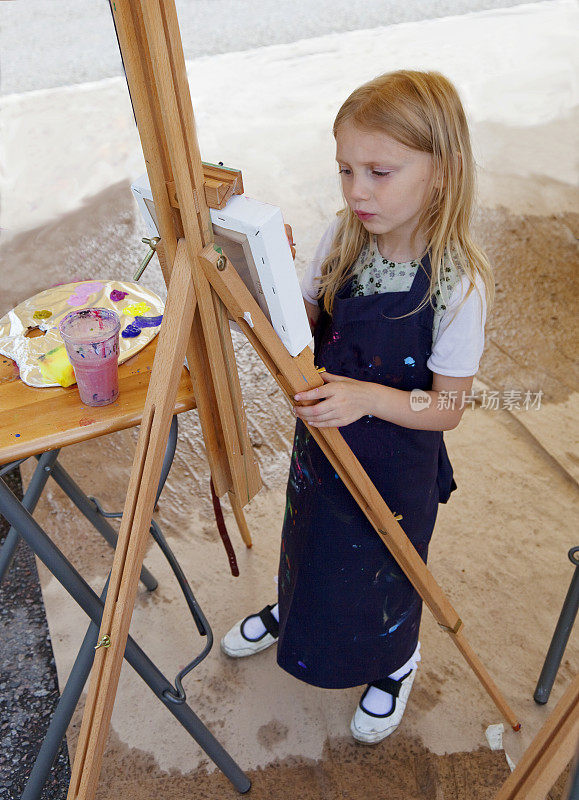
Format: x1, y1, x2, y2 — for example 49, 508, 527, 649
0, 336, 195, 465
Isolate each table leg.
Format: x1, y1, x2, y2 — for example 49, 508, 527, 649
39, 414, 180, 592
534, 548, 579, 705
0, 476, 251, 795
45, 460, 158, 592
155, 414, 178, 507
21, 586, 107, 800
0, 450, 59, 583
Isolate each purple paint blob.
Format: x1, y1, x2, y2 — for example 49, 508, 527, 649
121, 323, 142, 338
297, 660, 307, 669
121, 313, 162, 339
134, 314, 163, 328
110, 289, 129, 302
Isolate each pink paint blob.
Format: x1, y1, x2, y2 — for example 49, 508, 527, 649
66, 282, 104, 306
59, 308, 120, 406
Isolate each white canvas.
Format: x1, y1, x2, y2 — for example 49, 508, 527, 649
131, 175, 312, 357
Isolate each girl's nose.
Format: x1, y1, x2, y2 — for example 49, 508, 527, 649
349, 176, 370, 202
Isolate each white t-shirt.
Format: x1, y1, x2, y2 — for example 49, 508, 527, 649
301, 220, 487, 377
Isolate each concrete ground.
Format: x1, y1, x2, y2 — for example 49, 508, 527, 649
1, 0, 546, 94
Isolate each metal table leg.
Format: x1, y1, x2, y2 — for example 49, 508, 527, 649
2, 416, 179, 592
44, 459, 158, 592
156, 414, 178, 506
0, 474, 250, 795
38, 414, 180, 592
535, 547, 579, 705
0, 450, 59, 583
21, 585, 108, 800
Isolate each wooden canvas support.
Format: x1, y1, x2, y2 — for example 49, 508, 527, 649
167, 161, 244, 210
140, 0, 260, 506
67, 1, 520, 797
108, 0, 261, 506
495, 674, 579, 800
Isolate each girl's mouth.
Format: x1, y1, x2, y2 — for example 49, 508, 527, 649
354, 211, 376, 220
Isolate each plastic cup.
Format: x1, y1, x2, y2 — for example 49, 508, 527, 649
59, 308, 121, 406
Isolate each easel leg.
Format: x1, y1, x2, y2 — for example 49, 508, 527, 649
66, 241, 250, 799
0, 477, 251, 795
229, 491, 252, 548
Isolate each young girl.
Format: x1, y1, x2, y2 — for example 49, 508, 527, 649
221, 70, 493, 744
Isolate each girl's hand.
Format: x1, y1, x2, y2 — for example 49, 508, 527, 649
284, 224, 296, 259
293, 372, 371, 428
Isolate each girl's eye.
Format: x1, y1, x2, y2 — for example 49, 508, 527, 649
338, 168, 391, 177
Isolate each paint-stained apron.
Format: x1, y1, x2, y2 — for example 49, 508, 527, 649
276, 254, 457, 688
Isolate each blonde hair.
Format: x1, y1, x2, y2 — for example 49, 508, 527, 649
316, 70, 494, 323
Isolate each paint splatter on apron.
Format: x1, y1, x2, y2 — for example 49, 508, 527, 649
277, 254, 457, 688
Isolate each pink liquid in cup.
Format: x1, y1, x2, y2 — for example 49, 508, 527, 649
59, 308, 121, 406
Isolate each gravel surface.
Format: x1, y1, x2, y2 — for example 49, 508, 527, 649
0, 0, 548, 95
0, 468, 71, 800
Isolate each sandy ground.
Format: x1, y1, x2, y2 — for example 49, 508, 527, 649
2, 1, 578, 798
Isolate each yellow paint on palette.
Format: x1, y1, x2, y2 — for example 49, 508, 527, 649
122, 301, 151, 317
38, 345, 75, 387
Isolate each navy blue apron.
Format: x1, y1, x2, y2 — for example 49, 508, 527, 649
276, 253, 457, 689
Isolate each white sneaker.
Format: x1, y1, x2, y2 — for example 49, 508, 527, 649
220, 604, 279, 658
350, 667, 418, 744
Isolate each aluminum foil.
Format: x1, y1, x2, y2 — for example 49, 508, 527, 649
0, 280, 164, 387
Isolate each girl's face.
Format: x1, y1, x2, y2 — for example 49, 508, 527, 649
335, 120, 435, 260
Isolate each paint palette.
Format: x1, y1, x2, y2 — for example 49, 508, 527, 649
0, 280, 164, 388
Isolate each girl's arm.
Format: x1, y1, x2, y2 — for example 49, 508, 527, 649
294, 372, 474, 431
285, 222, 320, 332
304, 299, 320, 333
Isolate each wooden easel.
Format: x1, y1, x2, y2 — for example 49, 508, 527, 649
67, 2, 520, 797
